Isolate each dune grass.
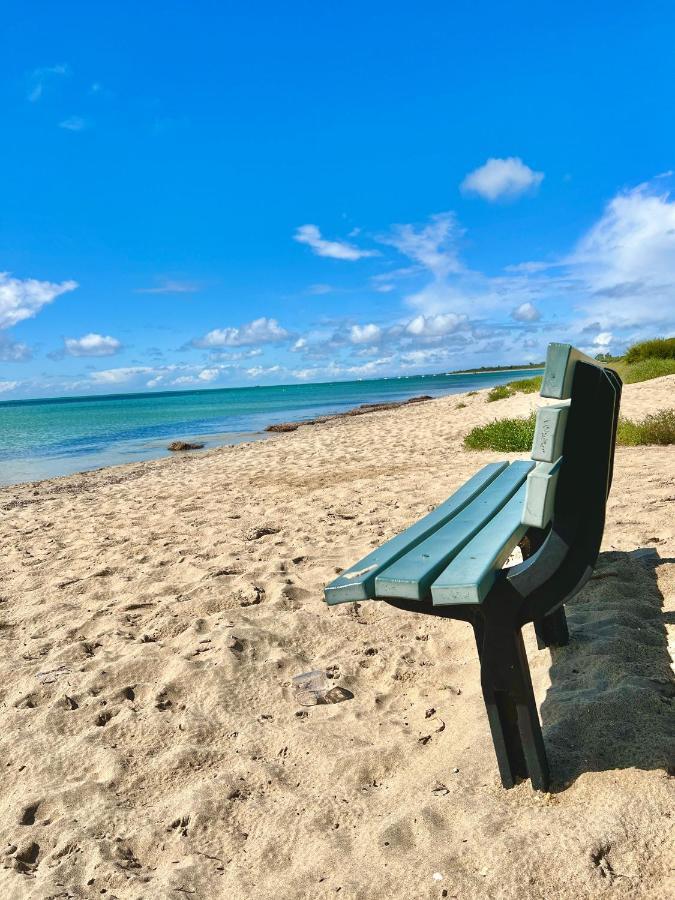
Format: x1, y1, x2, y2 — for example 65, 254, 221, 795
486, 384, 514, 402
507, 375, 543, 394
464, 408, 675, 451
623, 337, 675, 364
486, 374, 543, 402
612, 357, 675, 384
616, 409, 675, 445
464, 413, 536, 451
481, 337, 674, 405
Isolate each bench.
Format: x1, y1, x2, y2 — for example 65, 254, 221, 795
324, 343, 622, 791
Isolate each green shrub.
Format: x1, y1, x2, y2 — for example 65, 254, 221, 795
624, 337, 675, 364
463, 413, 536, 452
486, 384, 515, 402
508, 375, 543, 394
463, 408, 675, 453
456, 401, 467, 409
617, 409, 675, 445
614, 357, 675, 384
467, 391, 478, 396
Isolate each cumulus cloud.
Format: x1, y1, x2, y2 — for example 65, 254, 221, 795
192, 317, 289, 349
0, 380, 18, 393
568, 181, 675, 329
461, 157, 544, 201
350, 323, 382, 344
511, 302, 541, 322
65, 333, 122, 357
294, 225, 378, 260
405, 312, 467, 337
0, 272, 78, 329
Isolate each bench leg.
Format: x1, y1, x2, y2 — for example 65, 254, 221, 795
534, 604, 569, 650
473, 619, 550, 791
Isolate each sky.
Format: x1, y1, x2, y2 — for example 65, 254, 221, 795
2, 1, 675, 400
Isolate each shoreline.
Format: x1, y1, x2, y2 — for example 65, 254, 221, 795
0, 369, 543, 488
264, 394, 433, 432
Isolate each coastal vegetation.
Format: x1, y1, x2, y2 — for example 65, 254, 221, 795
464, 408, 675, 451
482, 337, 675, 404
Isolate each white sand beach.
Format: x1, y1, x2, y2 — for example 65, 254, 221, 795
0, 377, 673, 899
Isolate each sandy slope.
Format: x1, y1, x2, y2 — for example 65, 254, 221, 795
0, 376, 673, 899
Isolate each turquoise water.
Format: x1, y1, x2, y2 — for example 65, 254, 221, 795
0, 370, 542, 485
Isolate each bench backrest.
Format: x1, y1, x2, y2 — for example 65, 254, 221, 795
521, 344, 621, 531
510, 343, 622, 610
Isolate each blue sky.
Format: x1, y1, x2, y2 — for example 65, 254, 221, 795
2, 1, 675, 399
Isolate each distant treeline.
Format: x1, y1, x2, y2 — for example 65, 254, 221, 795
450, 362, 546, 374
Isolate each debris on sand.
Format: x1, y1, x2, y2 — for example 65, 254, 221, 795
265, 395, 434, 433
292, 669, 354, 706
167, 441, 205, 451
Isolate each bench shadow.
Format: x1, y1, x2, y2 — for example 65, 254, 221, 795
540, 548, 675, 788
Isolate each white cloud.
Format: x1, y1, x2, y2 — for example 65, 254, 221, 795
294, 225, 378, 260
91, 366, 152, 385
207, 347, 263, 362
350, 323, 382, 344
292, 337, 308, 351
246, 364, 282, 378
0, 272, 78, 329
59, 116, 86, 132
65, 333, 122, 357
0, 335, 31, 361
511, 302, 541, 323
0, 380, 18, 393
27, 64, 69, 102
405, 313, 467, 337
568, 181, 675, 328
198, 367, 219, 382
193, 317, 289, 348
461, 157, 544, 201
135, 279, 199, 294
383, 213, 464, 279
593, 331, 613, 348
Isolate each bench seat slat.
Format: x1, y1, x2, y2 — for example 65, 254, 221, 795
373, 461, 534, 602
430, 484, 528, 606
324, 461, 508, 605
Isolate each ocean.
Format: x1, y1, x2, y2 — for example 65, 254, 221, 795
0, 369, 542, 486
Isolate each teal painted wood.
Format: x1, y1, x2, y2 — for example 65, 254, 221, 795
531, 402, 569, 462
521, 457, 562, 528
373, 461, 534, 601
540, 343, 601, 400
431, 485, 527, 606
430, 484, 529, 606
324, 462, 508, 605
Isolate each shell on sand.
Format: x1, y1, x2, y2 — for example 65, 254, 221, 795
0, 376, 673, 897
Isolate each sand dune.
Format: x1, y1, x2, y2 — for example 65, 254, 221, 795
0, 376, 673, 898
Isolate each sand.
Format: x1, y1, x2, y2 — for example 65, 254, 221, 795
0, 376, 673, 899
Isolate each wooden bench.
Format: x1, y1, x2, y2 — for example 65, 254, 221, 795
324, 343, 622, 791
